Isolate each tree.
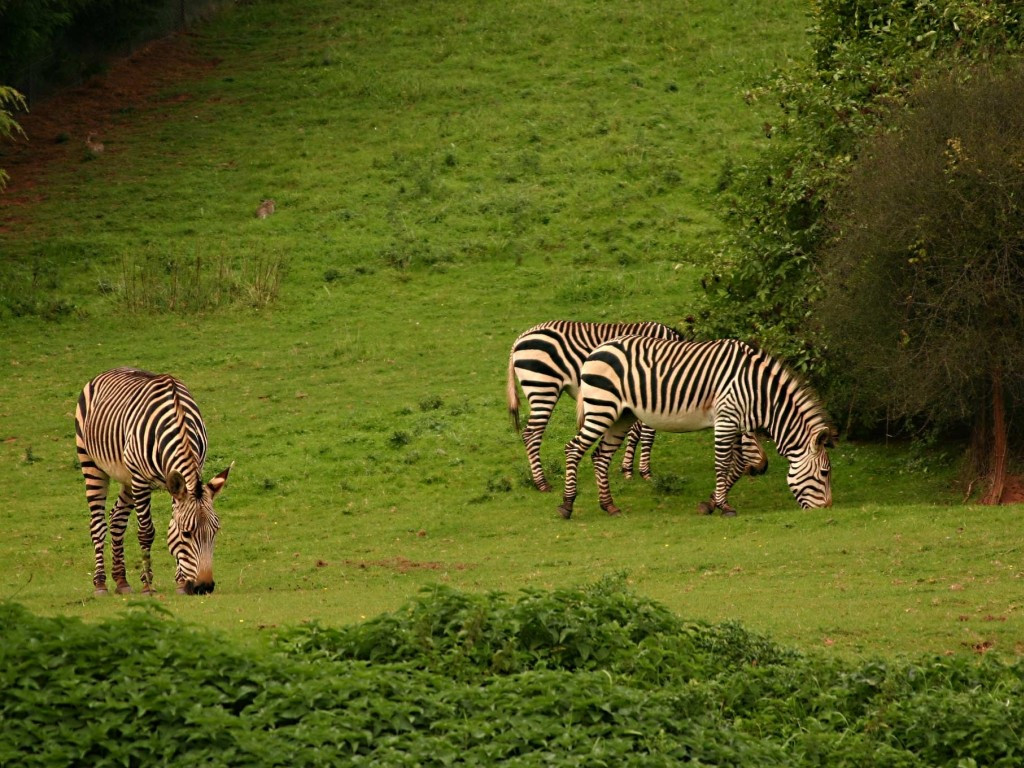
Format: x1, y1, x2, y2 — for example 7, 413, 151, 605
0, 85, 26, 189
820, 65, 1024, 503
692, 1, 1024, 383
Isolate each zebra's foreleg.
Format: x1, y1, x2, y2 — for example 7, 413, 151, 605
593, 419, 634, 515
108, 490, 134, 594
521, 388, 561, 492
702, 428, 744, 517
133, 484, 157, 593
619, 423, 641, 479
636, 424, 656, 481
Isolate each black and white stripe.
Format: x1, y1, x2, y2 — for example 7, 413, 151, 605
75, 367, 231, 595
506, 321, 683, 491
558, 337, 834, 518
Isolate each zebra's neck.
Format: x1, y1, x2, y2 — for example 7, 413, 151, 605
747, 351, 824, 458
164, 379, 204, 496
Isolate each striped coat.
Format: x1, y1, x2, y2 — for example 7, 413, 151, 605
75, 367, 231, 595
559, 337, 834, 518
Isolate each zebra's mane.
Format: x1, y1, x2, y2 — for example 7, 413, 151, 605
167, 378, 204, 501
747, 343, 834, 433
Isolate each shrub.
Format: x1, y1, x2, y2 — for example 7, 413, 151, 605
819, 64, 1024, 500
692, 0, 1024, 387
3, 580, 1024, 766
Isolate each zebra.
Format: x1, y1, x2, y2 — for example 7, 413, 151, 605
506, 320, 684, 492
506, 321, 767, 492
75, 367, 232, 596
558, 336, 835, 519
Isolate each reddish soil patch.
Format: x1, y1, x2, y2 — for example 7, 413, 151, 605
344, 557, 474, 574
1, 31, 220, 207
999, 474, 1024, 504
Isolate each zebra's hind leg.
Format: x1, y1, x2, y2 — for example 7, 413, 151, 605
108, 490, 134, 594
521, 390, 560, 492
560, 429, 602, 520
82, 462, 111, 595
593, 419, 634, 516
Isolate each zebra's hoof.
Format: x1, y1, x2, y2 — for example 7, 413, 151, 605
720, 507, 738, 518
93, 586, 109, 597
697, 500, 715, 515
142, 586, 156, 596
536, 482, 553, 493
557, 504, 574, 520
621, 469, 634, 480
640, 471, 653, 481
603, 504, 622, 517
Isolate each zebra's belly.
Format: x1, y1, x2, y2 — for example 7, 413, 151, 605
631, 406, 714, 434
93, 455, 133, 486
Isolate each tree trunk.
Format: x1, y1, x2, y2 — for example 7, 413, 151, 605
981, 366, 1008, 505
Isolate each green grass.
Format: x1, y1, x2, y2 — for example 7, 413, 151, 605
2, 0, 1020, 660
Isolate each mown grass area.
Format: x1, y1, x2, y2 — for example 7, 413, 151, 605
1, 0, 1020, 661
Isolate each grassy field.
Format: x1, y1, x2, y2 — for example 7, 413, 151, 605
1, 0, 1019, 660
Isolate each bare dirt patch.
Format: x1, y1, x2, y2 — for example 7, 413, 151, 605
344, 557, 474, 574
1, 31, 220, 208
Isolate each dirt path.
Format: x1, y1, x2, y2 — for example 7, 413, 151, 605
1, 31, 220, 211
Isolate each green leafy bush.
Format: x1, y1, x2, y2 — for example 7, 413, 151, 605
693, 0, 1024, 387
3, 579, 1023, 766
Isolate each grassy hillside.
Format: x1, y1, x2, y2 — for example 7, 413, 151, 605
1, 0, 1017, 659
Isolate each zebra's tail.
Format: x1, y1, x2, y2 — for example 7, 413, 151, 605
576, 390, 586, 431
507, 349, 521, 433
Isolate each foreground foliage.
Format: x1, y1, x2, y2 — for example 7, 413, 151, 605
3, 579, 1022, 766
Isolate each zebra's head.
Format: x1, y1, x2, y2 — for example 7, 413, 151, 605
166, 464, 232, 595
786, 427, 835, 509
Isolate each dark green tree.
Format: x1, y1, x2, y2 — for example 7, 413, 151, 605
820, 65, 1024, 503
693, 1, 1024, 383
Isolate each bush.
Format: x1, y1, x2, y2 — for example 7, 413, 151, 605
692, 1, 1024, 387
819, 64, 1024, 498
3, 579, 1024, 766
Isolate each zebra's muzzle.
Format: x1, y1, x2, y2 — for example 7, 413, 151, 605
182, 580, 215, 596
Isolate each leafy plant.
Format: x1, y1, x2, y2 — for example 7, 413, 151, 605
3, 581, 1023, 766
820, 64, 1024, 502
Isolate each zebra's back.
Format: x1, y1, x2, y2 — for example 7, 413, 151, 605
581, 336, 750, 427
76, 367, 208, 487
511, 320, 681, 395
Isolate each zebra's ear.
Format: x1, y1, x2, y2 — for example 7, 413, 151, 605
814, 427, 837, 451
167, 470, 188, 500
207, 462, 233, 498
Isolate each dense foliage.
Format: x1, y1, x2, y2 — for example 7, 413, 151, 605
3, 579, 1023, 766
819, 65, 1024, 496
694, 0, 1024, 387
0, 0, 171, 86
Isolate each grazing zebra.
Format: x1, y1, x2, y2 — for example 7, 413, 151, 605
75, 367, 231, 596
507, 320, 685, 492
558, 336, 834, 519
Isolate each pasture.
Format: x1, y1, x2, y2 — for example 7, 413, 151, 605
1, 0, 1020, 661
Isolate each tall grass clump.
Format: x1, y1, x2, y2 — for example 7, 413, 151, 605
5, 580, 1019, 767
113, 244, 283, 313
